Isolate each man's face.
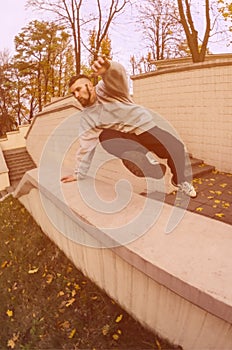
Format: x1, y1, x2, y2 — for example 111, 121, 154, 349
70, 78, 95, 107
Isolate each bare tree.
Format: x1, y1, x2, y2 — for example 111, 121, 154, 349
89, 0, 132, 61
26, 0, 132, 76
177, 0, 211, 62
26, 0, 84, 74
137, 0, 186, 61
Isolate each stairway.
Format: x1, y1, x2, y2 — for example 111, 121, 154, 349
2, 147, 36, 191
189, 156, 215, 179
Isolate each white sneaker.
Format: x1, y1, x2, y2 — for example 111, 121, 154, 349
178, 181, 197, 198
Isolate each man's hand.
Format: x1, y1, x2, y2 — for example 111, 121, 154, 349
61, 175, 77, 183
91, 56, 110, 77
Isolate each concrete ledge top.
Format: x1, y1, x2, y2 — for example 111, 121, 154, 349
14, 168, 232, 324
0, 147, 9, 173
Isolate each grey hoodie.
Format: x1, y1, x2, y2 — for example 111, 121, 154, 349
74, 61, 157, 179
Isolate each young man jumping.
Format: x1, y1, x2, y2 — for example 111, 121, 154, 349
61, 56, 196, 198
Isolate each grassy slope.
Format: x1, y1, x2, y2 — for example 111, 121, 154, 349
0, 196, 180, 350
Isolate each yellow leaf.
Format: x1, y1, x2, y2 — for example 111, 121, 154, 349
91, 296, 98, 300
220, 183, 227, 188
28, 267, 39, 274
57, 291, 65, 297
1, 261, 8, 268
196, 207, 203, 212
115, 314, 123, 323
46, 274, 53, 284
112, 334, 119, 340
65, 298, 75, 307
71, 290, 76, 297
214, 200, 221, 204
223, 202, 230, 208
215, 191, 222, 195
117, 329, 122, 334
74, 283, 80, 290
68, 328, 76, 339
66, 266, 72, 274
6, 309, 13, 317
102, 324, 110, 336
215, 213, 224, 218
7, 339, 15, 349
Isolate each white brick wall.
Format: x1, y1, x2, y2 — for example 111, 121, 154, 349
132, 57, 232, 173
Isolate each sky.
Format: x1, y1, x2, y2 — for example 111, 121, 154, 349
0, 0, 142, 67
0, 0, 231, 65
0, 0, 36, 54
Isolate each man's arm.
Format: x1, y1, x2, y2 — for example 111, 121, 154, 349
61, 128, 101, 183
92, 56, 131, 99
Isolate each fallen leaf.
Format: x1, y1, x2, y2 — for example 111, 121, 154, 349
65, 298, 75, 307
71, 290, 76, 297
214, 200, 221, 204
6, 309, 13, 317
1, 261, 9, 268
112, 334, 119, 340
28, 267, 39, 274
57, 291, 65, 297
220, 183, 227, 188
66, 266, 73, 273
7, 339, 15, 349
223, 202, 230, 208
46, 274, 54, 284
115, 314, 123, 323
196, 207, 203, 212
74, 283, 81, 290
102, 324, 110, 336
215, 213, 224, 218
215, 191, 222, 195
68, 328, 76, 339
91, 296, 97, 300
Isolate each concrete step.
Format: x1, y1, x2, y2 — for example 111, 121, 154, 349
190, 157, 204, 167
192, 163, 215, 178
3, 147, 36, 187
189, 155, 215, 178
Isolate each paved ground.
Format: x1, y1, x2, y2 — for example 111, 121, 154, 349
147, 169, 232, 226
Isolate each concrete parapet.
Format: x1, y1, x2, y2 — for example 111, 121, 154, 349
0, 125, 29, 151
14, 168, 232, 350
0, 147, 10, 190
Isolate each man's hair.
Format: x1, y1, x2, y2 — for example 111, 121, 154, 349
68, 74, 91, 88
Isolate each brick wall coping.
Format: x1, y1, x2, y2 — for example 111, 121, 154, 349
131, 54, 232, 80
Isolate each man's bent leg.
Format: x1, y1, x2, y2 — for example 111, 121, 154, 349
137, 127, 187, 186
99, 129, 166, 179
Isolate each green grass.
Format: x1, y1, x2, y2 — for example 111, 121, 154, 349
0, 195, 181, 350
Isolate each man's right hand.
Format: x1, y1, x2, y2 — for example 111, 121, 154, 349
61, 175, 77, 183
91, 56, 110, 77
